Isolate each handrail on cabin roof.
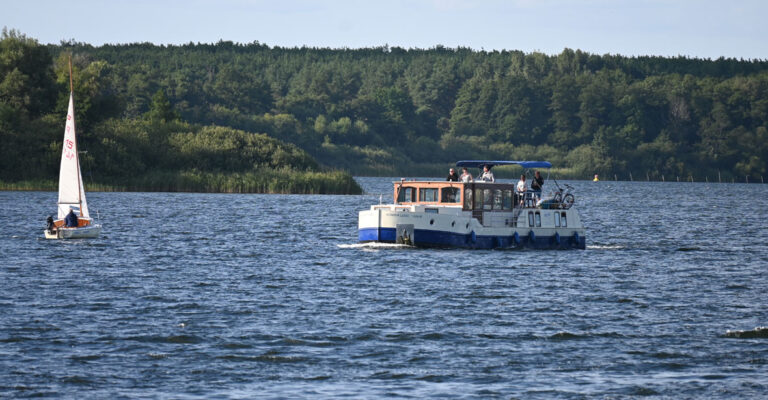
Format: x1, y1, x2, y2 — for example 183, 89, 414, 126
455, 160, 552, 169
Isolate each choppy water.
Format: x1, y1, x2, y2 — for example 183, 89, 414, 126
2, 178, 767, 398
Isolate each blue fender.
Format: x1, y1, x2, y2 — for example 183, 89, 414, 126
572, 232, 580, 247
554, 232, 561, 245
470, 231, 476, 244
513, 231, 521, 245
528, 230, 535, 243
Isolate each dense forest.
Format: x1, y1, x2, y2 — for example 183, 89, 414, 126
2, 29, 767, 188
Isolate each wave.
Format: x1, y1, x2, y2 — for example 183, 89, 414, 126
722, 326, 768, 339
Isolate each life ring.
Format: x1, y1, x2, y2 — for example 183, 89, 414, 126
554, 232, 561, 245
513, 231, 521, 245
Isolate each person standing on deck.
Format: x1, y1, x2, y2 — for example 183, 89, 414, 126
478, 165, 495, 182
516, 175, 527, 205
531, 170, 544, 199
446, 168, 459, 181
460, 167, 473, 182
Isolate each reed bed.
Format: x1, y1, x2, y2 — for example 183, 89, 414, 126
0, 169, 362, 194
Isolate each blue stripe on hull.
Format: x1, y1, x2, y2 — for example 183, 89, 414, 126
358, 228, 585, 249
358, 227, 397, 242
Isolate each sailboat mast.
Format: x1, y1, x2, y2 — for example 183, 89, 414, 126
69, 55, 73, 93
69, 55, 84, 217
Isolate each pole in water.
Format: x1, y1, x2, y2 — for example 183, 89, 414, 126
614, 174, 617, 181
662, 175, 665, 182
629, 172, 633, 181
746, 175, 749, 184
718, 170, 722, 183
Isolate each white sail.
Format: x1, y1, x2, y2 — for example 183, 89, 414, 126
57, 93, 89, 219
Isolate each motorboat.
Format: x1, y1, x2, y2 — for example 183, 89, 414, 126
358, 160, 585, 249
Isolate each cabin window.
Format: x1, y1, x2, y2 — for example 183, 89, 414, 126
483, 189, 493, 210
535, 212, 541, 227
397, 186, 416, 203
464, 188, 473, 209
419, 188, 438, 202
441, 187, 461, 203
502, 190, 513, 210
528, 211, 534, 227
555, 212, 561, 227
493, 189, 502, 210
561, 212, 567, 227
474, 189, 483, 210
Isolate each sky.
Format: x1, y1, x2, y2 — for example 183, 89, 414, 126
4, 0, 767, 59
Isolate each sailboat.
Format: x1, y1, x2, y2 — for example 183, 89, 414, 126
44, 58, 101, 239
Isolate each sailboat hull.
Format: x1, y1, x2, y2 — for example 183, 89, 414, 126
44, 224, 101, 239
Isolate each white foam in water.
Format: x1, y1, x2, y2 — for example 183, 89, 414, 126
337, 242, 412, 250
588, 244, 626, 250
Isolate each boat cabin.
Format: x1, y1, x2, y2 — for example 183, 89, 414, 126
394, 181, 538, 210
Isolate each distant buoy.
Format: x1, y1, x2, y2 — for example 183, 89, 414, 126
593, 174, 599, 182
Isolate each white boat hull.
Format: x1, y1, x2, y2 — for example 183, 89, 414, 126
44, 224, 102, 239
359, 205, 585, 249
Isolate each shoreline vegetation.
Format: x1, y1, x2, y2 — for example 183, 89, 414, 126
1, 29, 766, 191
0, 169, 362, 194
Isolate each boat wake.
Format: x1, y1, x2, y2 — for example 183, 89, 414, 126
337, 243, 413, 250
587, 244, 626, 250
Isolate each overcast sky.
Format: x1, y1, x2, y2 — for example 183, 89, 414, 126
4, 0, 766, 59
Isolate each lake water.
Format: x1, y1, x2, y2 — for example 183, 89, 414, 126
2, 178, 767, 398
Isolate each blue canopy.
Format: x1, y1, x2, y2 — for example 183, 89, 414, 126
455, 160, 552, 169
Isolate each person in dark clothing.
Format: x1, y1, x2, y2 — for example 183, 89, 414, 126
46, 216, 56, 232
65, 208, 78, 228
531, 170, 544, 199
446, 168, 459, 181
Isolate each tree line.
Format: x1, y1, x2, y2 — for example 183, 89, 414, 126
0, 29, 361, 193
2, 28, 767, 186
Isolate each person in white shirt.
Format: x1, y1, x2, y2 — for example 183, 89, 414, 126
478, 165, 495, 182
460, 167, 473, 182
516, 175, 527, 205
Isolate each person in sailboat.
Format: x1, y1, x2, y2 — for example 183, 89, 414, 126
65, 207, 78, 228
46, 216, 57, 233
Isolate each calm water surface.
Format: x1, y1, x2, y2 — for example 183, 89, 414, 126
1, 178, 767, 398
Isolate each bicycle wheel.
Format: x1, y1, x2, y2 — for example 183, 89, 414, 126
563, 194, 575, 209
